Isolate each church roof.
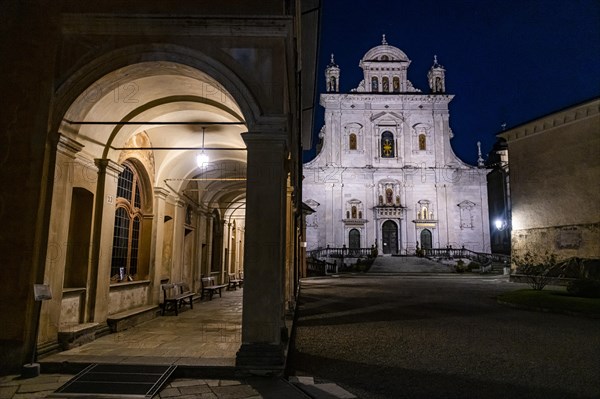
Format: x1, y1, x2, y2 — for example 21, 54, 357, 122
361, 35, 409, 63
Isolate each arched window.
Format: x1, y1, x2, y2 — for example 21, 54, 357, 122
381, 131, 395, 158
349, 229, 360, 249
111, 163, 144, 280
349, 133, 357, 150
393, 77, 400, 92
382, 77, 389, 92
329, 76, 337, 92
419, 134, 427, 151
371, 76, 379, 92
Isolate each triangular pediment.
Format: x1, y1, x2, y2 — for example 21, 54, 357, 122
370, 111, 404, 123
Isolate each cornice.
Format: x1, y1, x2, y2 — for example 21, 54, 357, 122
499, 98, 599, 143
61, 13, 293, 37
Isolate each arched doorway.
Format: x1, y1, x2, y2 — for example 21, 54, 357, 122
382, 220, 398, 254
421, 229, 433, 250
348, 229, 360, 249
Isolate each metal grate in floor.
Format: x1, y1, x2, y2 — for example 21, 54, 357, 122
48, 363, 176, 398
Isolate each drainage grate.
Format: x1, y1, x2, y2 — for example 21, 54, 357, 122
49, 363, 176, 398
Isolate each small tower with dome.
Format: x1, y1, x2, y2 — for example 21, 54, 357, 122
358, 34, 418, 93
325, 53, 340, 92
428, 55, 446, 93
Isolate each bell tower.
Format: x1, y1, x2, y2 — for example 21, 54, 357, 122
325, 53, 340, 92
428, 55, 446, 93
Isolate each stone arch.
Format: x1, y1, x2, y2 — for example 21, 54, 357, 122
51, 43, 262, 136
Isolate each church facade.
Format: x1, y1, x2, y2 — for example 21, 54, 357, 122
303, 38, 491, 255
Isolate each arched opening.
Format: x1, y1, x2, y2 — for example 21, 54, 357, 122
421, 229, 433, 250
40, 57, 253, 359
372, 76, 379, 92
349, 229, 360, 249
382, 220, 398, 254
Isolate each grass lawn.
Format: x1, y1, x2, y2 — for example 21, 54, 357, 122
497, 289, 600, 317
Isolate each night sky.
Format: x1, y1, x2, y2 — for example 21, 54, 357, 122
304, 0, 600, 165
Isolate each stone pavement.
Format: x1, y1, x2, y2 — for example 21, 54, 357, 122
41, 289, 244, 368
369, 255, 454, 273
1, 282, 357, 398
0, 373, 311, 398
288, 273, 600, 399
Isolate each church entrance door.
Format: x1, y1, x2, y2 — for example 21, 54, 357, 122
420, 229, 432, 249
382, 220, 398, 254
349, 229, 360, 249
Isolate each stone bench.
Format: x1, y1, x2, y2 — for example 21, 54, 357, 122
107, 305, 159, 332
58, 322, 100, 350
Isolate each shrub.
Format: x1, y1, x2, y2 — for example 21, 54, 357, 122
513, 251, 562, 290
567, 279, 600, 298
455, 259, 467, 273
467, 261, 481, 271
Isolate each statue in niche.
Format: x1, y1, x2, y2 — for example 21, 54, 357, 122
351, 206, 357, 219
396, 195, 400, 206
379, 195, 384, 205
386, 188, 393, 205
382, 77, 389, 92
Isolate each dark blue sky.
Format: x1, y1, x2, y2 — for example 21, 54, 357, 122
305, 0, 600, 165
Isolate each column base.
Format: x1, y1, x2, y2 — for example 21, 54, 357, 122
235, 343, 285, 375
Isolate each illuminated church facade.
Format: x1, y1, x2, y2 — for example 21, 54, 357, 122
303, 37, 491, 255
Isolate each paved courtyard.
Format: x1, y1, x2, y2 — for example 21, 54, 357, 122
42, 288, 243, 368
287, 267, 600, 398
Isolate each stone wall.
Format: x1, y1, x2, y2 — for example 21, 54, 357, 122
511, 222, 600, 265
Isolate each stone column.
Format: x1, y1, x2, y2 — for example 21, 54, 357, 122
149, 187, 170, 303
89, 159, 123, 322
172, 199, 186, 283
236, 133, 288, 371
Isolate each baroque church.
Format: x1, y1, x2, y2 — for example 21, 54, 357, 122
303, 37, 491, 255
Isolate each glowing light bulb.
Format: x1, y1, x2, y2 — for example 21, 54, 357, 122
196, 152, 209, 168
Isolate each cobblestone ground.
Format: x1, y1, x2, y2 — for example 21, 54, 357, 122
287, 273, 600, 399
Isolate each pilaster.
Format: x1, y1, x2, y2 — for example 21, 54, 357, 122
39, 135, 84, 344
149, 187, 170, 303
89, 159, 124, 323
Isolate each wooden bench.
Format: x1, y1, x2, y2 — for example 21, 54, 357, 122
161, 282, 194, 315
200, 277, 228, 300
227, 273, 244, 290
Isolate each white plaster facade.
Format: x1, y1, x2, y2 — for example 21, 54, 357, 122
304, 38, 491, 255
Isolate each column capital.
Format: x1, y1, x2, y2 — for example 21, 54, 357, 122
154, 186, 170, 200
57, 134, 85, 158
242, 132, 288, 151
94, 158, 123, 178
